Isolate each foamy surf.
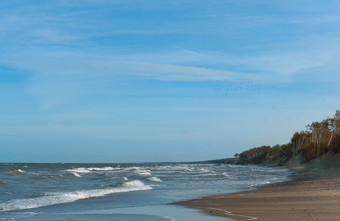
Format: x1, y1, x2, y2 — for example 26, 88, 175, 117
148, 177, 163, 182
66, 172, 81, 177
87, 167, 116, 171
0, 180, 152, 212
0, 162, 292, 219
6, 169, 25, 175
64, 166, 118, 174
65, 168, 91, 173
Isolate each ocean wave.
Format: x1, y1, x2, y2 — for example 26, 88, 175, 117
221, 172, 229, 177
66, 172, 81, 177
148, 177, 163, 182
126, 167, 151, 176
136, 170, 151, 176
65, 167, 90, 173
87, 167, 116, 171
0, 180, 152, 212
33, 175, 56, 180
29, 192, 47, 199
198, 168, 211, 173
249, 180, 271, 187
183, 168, 193, 172
122, 180, 148, 187
6, 169, 25, 175
64, 166, 118, 174
154, 165, 195, 173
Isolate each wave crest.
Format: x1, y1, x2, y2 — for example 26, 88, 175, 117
148, 177, 163, 182
0, 180, 152, 212
7, 169, 25, 175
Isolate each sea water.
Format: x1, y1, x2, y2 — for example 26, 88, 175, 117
0, 163, 291, 220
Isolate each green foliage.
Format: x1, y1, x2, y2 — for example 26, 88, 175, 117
235, 111, 340, 165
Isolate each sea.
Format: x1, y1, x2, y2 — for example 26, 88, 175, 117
0, 163, 292, 220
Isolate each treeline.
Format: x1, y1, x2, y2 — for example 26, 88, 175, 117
236, 111, 340, 165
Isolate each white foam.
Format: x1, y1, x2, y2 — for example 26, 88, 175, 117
0, 180, 152, 212
148, 177, 163, 182
221, 172, 229, 177
182, 167, 193, 172
127, 167, 151, 176
65, 168, 90, 173
122, 180, 146, 187
64, 167, 117, 174
7, 169, 25, 175
136, 170, 151, 176
198, 168, 210, 173
155, 165, 194, 172
87, 167, 116, 171
68, 172, 81, 177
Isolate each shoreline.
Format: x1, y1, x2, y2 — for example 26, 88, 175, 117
173, 153, 340, 221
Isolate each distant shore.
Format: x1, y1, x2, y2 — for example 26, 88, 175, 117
174, 152, 340, 221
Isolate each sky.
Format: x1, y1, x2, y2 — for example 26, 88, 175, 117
1, 0, 340, 163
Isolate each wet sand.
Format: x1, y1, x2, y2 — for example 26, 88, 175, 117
175, 153, 340, 221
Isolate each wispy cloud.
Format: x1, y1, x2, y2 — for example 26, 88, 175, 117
2, 0, 340, 162
2, 35, 340, 85
1, 0, 340, 108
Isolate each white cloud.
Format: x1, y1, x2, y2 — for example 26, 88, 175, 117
31, 29, 79, 43
1, 0, 340, 110
2, 35, 340, 85
2, 49, 256, 81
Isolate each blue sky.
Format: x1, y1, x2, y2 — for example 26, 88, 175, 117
1, 0, 340, 163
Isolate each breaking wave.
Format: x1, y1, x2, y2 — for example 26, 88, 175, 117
148, 177, 163, 182
6, 169, 25, 175
64, 166, 118, 174
66, 172, 81, 177
87, 167, 116, 171
0, 180, 151, 212
65, 168, 91, 173
126, 167, 152, 176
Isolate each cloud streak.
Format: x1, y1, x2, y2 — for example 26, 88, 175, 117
1, 0, 339, 83
1, 0, 340, 162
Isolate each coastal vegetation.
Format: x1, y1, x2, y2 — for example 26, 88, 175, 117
235, 111, 340, 165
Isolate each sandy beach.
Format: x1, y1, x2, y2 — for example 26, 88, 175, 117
175, 153, 340, 221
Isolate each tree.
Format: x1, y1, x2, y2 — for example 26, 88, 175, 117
291, 131, 308, 156
327, 111, 340, 152
307, 119, 331, 157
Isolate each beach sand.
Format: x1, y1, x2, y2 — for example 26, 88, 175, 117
174, 153, 340, 221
